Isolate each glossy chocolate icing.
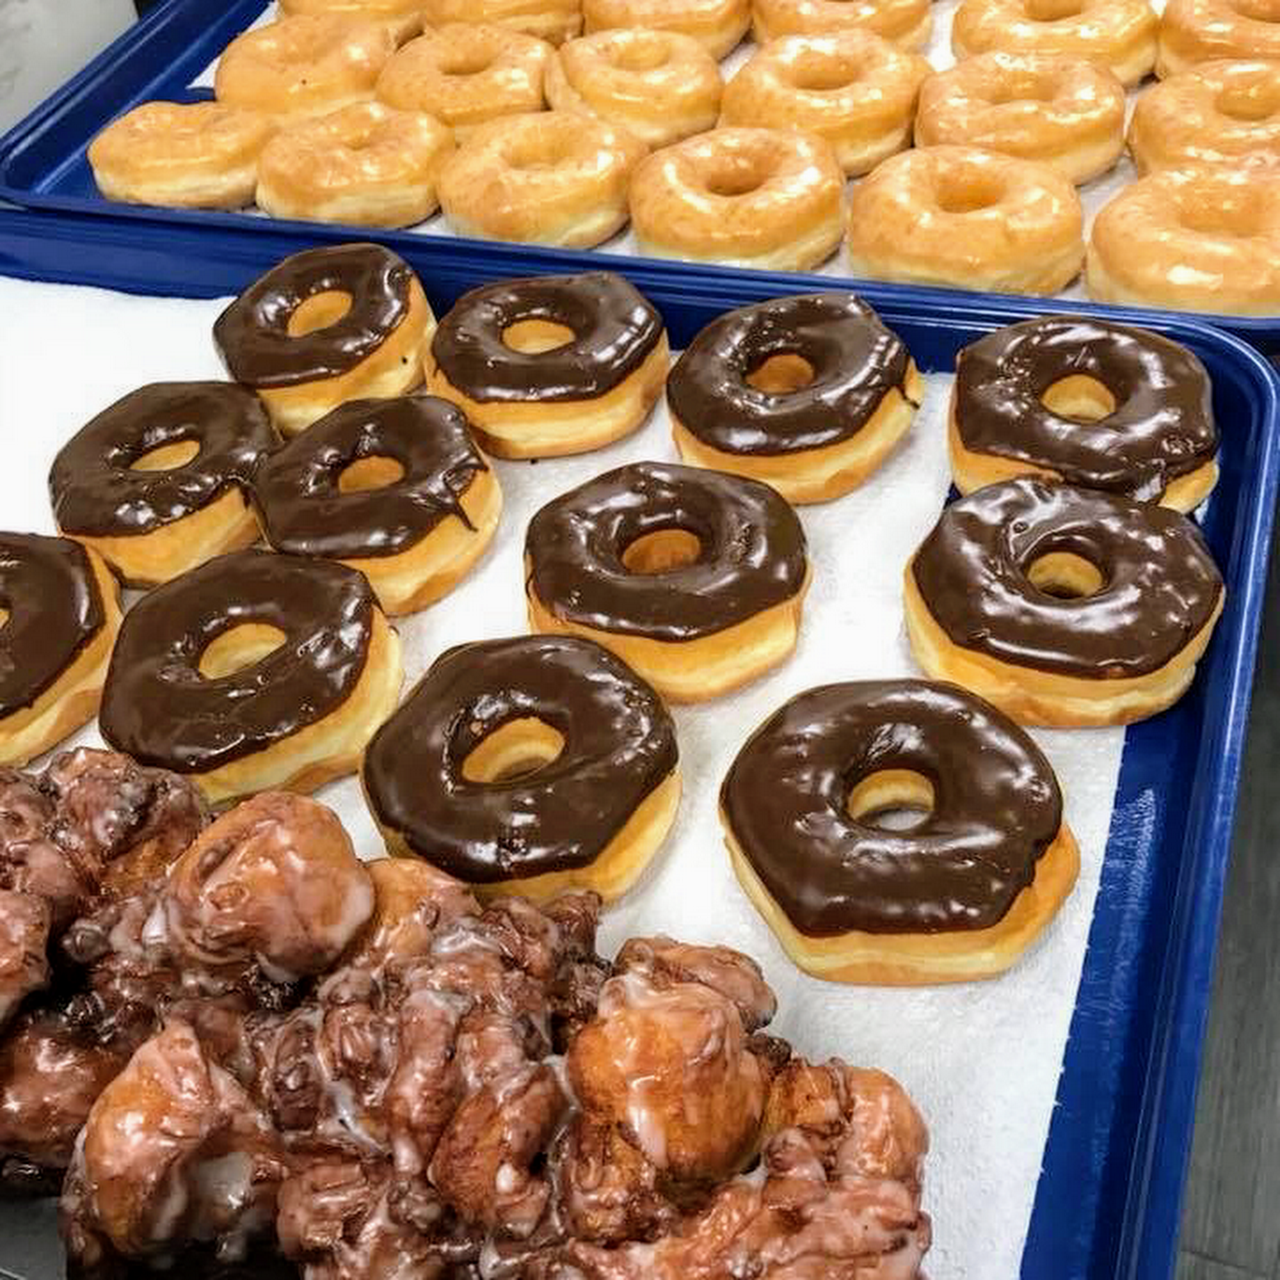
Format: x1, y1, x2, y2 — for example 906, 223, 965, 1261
953, 317, 1217, 501
363, 634, 678, 881
667, 293, 915, 456
99, 549, 376, 773
0, 534, 105, 719
253, 395, 488, 560
431, 272, 664, 403
213, 244, 415, 388
911, 477, 1223, 678
721, 679, 1063, 935
50, 382, 278, 538
525, 461, 808, 642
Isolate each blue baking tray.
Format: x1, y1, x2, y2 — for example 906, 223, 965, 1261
1, 0, 1279, 356
0, 211, 1276, 1280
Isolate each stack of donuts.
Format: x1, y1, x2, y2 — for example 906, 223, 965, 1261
83, 0, 1280, 313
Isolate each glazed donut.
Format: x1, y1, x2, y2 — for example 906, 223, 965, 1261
630, 128, 845, 272
905, 478, 1225, 726
375, 25, 552, 138
420, 0, 582, 45
546, 29, 722, 150
438, 111, 644, 249
752, 0, 931, 49
667, 293, 922, 504
950, 318, 1219, 510
99, 549, 402, 805
0, 534, 121, 768
846, 145, 1084, 295
584, 0, 750, 58
952, 0, 1158, 87
87, 102, 276, 209
719, 31, 931, 177
1088, 167, 1280, 315
214, 15, 397, 122
214, 243, 432, 435
525, 461, 810, 701
253, 395, 502, 615
1129, 61, 1280, 172
1159, 0, 1280, 77
722, 679, 1079, 984
276, 0, 424, 44
363, 635, 680, 901
256, 102, 453, 227
915, 53, 1126, 186
49, 382, 278, 588
425, 272, 668, 458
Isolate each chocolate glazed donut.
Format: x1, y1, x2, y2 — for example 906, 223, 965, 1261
951, 317, 1218, 509
363, 635, 680, 900
721, 678, 1079, 984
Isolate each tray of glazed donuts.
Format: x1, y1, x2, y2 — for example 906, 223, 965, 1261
4, 0, 1280, 348
0, 238, 1276, 1280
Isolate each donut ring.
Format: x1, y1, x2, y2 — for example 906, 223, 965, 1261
752, 0, 932, 49
952, 0, 1157, 87
375, 25, 553, 138
256, 102, 455, 228
719, 31, 931, 176
526, 460, 810, 702
277, 0, 424, 44
0, 534, 121, 768
1088, 167, 1280, 315
1159, 0, 1280, 77
49, 382, 278, 588
950, 318, 1219, 510
1129, 61, 1280, 173
214, 243, 433, 434
721, 679, 1079, 983
214, 15, 397, 122
584, 0, 751, 58
438, 111, 644, 249
88, 102, 277, 209
99, 549, 402, 805
630, 127, 845, 272
915, 53, 1126, 186
426, 271, 668, 458
363, 634, 680, 901
667, 292, 922, 503
846, 145, 1084, 295
546, 29, 723, 150
253, 395, 502, 615
420, 0, 582, 46
905, 478, 1225, 726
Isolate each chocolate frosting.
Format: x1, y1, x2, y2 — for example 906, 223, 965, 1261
954, 317, 1218, 501
49, 382, 278, 538
667, 293, 915, 456
253, 395, 488, 560
431, 272, 664, 403
363, 634, 678, 881
721, 679, 1063, 935
525, 461, 809, 642
213, 244, 415, 388
0, 534, 106, 719
99, 549, 376, 773
911, 478, 1223, 679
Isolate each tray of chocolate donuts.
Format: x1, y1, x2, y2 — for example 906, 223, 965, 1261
3, 0, 1280, 350
0, 234, 1275, 1280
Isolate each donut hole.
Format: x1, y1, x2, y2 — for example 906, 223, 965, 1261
1217, 82, 1280, 122
440, 50, 497, 76
609, 35, 671, 72
703, 158, 767, 198
789, 57, 861, 93
746, 352, 816, 395
1230, 0, 1280, 23
507, 134, 577, 171
502, 319, 577, 354
932, 169, 1004, 215
339, 456, 406, 492
1040, 375, 1117, 421
1178, 195, 1260, 237
846, 769, 935, 831
1027, 552, 1105, 600
985, 74, 1058, 105
621, 528, 703, 574
462, 717, 566, 784
199, 624, 288, 679
289, 290, 353, 336
131, 439, 201, 471
1024, 0, 1084, 20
